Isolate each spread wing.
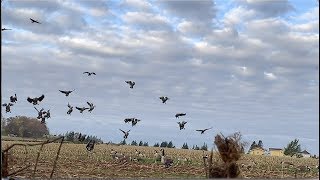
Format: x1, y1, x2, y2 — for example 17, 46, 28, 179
76, 107, 82, 110
83, 72, 89, 74
196, 129, 203, 132
92, 72, 96, 75
132, 82, 135, 86
87, 102, 92, 107
34, 106, 40, 112
67, 103, 72, 108
127, 130, 131, 133
119, 129, 126, 134
2, 104, 7, 106
38, 94, 45, 102
27, 97, 33, 103
59, 90, 67, 94
204, 127, 213, 131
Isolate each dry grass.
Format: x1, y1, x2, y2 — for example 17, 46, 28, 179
1, 140, 319, 179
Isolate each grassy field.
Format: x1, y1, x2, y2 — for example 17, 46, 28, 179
1, 138, 319, 179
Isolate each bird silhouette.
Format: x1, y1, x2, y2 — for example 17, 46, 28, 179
177, 121, 187, 130
10, 94, 17, 103
59, 89, 75, 96
43, 109, 51, 119
159, 96, 169, 104
124, 118, 134, 123
175, 113, 186, 118
131, 118, 141, 126
86, 139, 95, 151
2, 28, 12, 31
76, 106, 89, 113
119, 129, 130, 139
30, 18, 41, 24
34, 107, 45, 119
67, 103, 73, 115
125, 81, 135, 89
196, 127, 213, 134
83, 72, 96, 76
2, 103, 13, 113
27, 94, 45, 105
87, 102, 95, 113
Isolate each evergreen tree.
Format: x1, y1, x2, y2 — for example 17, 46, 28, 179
153, 143, 160, 147
200, 143, 208, 151
120, 139, 126, 145
160, 141, 168, 147
182, 143, 189, 149
249, 141, 257, 150
167, 141, 174, 148
258, 140, 263, 148
139, 141, 143, 146
143, 142, 148, 146
131, 140, 138, 146
284, 139, 301, 157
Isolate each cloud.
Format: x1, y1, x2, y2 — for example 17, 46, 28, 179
264, 72, 277, 80
122, 11, 171, 30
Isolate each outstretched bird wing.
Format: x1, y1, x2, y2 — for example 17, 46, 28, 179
76, 107, 82, 111
59, 90, 67, 94
38, 94, 45, 102
67, 103, 72, 108
87, 102, 92, 107
92, 72, 96, 75
34, 106, 40, 112
2, 104, 7, 106
204, 127, 213, 131
119, 129, 126, 134
27, 97, 33, 103
196, 129, 203, 132
83, 72, 89, 74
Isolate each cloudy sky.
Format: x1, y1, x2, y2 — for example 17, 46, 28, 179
1, 0, 319, 154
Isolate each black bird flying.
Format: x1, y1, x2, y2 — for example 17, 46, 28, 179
119, 129, 130, 139
83, 72, 96, 76
76, 106, 89, 113
10, 94, 17, 103
27, 94, 45, 105
59, 89, 75, 96
30, 18, 41, 24
196, 127, 213, 134
175, 113, 186, 118
177, 121, 187, 130
2, 103, 13, 113
125, 81, 135, 89
159, 96, 169, 104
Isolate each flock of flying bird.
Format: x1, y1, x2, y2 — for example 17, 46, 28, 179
2, 17, 214, 152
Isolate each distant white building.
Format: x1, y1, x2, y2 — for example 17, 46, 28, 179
299, 150, 311, 158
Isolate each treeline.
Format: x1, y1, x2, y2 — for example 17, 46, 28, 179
181, 142, 208, 151
64, 131, 104, 144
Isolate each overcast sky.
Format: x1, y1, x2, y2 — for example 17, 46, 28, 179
1, 0, 319, 155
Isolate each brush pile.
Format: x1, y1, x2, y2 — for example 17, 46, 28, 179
207, 132, 246, 178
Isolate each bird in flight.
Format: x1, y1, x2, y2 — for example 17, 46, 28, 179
59, 89, 75, 96
125, 81, 135, 89
10, 94, 17, 103
30, 18, 41, 24
87, 102, 95, 113
119, 129, 130, 139
27, 94, 45, 105
177, 121, 187, 130
67, 103, 73, 115
131, 118, 141, 127
43, 109, 51, 119
76, 106, 89, 113
196, 127, 213, 134
2, 28, 12, 31
159, 96, 169, 104
34, 107, 45, 119
2, 103, 14, 113
175, 113, 186, 118
83, 72, 96, 76
124, 118, 134, 123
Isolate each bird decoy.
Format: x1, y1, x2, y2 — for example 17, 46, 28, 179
27, 94, 45, 105
86, 139, 95, 151
30, 18, 41, 24
175, 113, 186, 118
87, 102, 95, 113
131, 118, 141, 126
77, 133, 85, 142
159, 96, 169, 104
59, 89, 75, 96
83, 72, 96, 76
177, 121, 187, 130
2, 28, 12, 31
10, 94, 17, 103
76, 107, 89, 113
34, 107, 45, 119
119, 129, 130, 139
160, 148, 174, 168
196, 127, 213, 134
67, 103, 73, 115
2, 103, 13, 113
125, 81, 135, 89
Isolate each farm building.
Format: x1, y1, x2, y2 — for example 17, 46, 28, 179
269, 148, 284, 156
298, 150, 311, 158
248, 146, 265, 155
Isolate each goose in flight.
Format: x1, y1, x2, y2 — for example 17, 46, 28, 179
175, 113, 186, 118
87, 102, 95, 113
10, 94, 17, 103
30, 18, 41, 24
67, 103, 73, 115
159, 96, 169, 104
177, 121, 187, 130
2, 28, 12, 31
34, 107, 45, 119
27, 94, 45, 105
124, 118, 134, 123
59, 89, 75, 96
119, 129, 130, 139
2, 103, 13, 113
83, 72, 96, 76
76, 106, 89, 113
131, 118, 141, 126
196, 127, 213, 134
125, 81, 135, 89
43, 109, 51, 119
